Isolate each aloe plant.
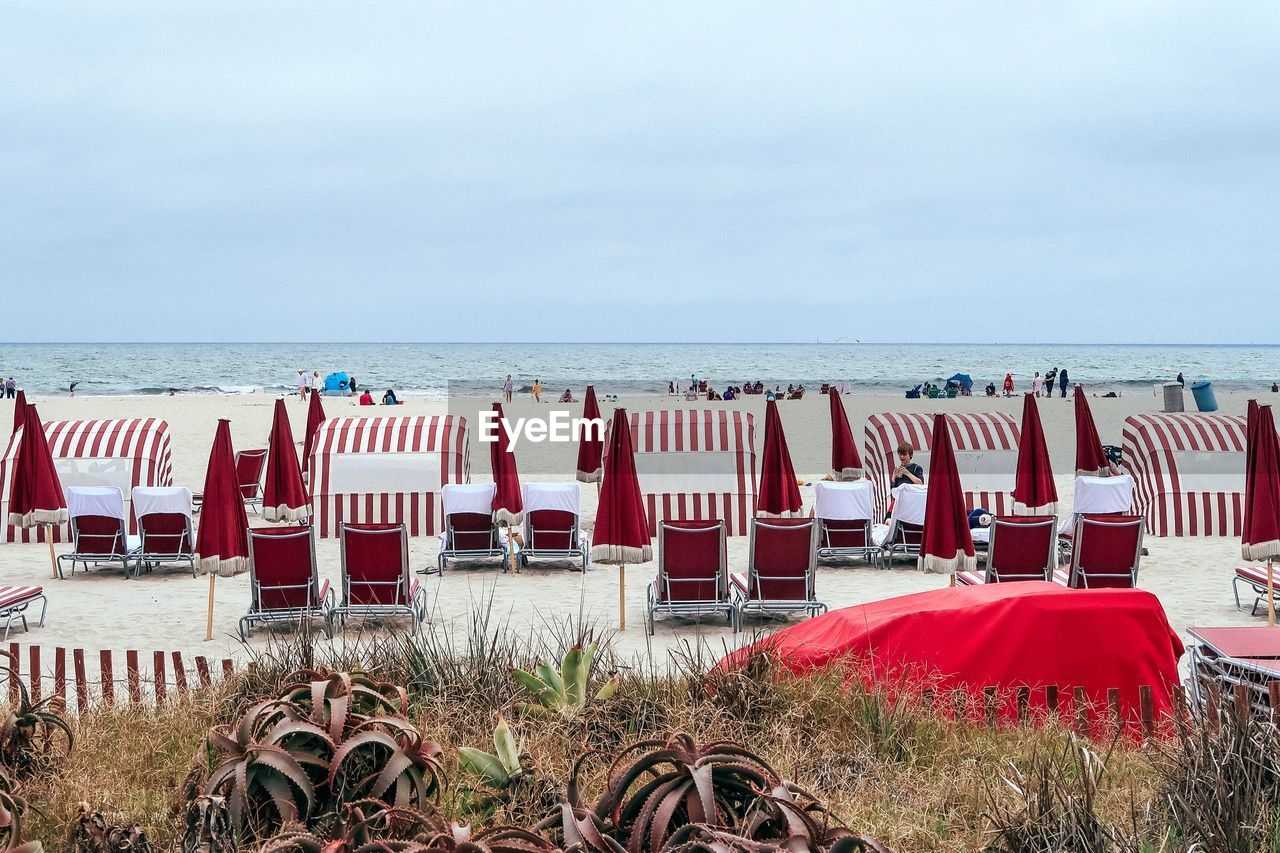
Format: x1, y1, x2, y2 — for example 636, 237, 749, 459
0, 785, 42, 853
0, 662, 73, 779
459, 717, 526, 793
511, 644, 618, 717
67, 802, 153, 852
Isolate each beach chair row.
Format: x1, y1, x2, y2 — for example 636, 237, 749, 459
437, 482, 588, 572
58, 485, 196, 579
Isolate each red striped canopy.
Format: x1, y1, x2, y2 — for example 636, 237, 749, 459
919, 413, 976, 574
1074, 387, 1110, 477
575, 385, 604, 483
606, 409, 757, 536
1121, 413, 1246, 537
308, 415, 470, 538
1012, 394, 1057, 515
5, 404, 67, 530
757, 399, 802, 517
1242, 405, 1280, 561
864, 412, 1019, 521
263, 398, 308, 523
489, 402, 523, 527
1, 417, 173, 543
828, 388, 863, 480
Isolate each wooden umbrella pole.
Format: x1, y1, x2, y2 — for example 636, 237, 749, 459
46, 530, 57, 580
1268, 559, 1275, 628
205, 572, 216, 641
619, 564, 627, 632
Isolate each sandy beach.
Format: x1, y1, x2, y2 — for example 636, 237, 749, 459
0, 389, 1263, 669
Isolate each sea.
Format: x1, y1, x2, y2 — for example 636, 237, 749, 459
0, 343, 1276, 398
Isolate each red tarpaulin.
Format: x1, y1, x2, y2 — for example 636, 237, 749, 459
919, 413, 975, 574
1074, 386, 1110, 477
263, 398, 309, 523
489, 402, 523, 527
828, 388, 863, 481
720, 582, 1183, 735
1242, 405, 1280, 561
302, 389, 326, 476
196, 419, 250, 577
576, 385, 604, 483
6, 403, 66, 528
757, 399, 802, 517
592, 408, 652, 565
1012, 393, 1057, 515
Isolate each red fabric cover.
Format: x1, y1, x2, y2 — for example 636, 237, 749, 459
235, 451, 267, 499
447, 512, 499, 551
827, 389, 863, 477
720, 582, 1184, 734
988, 516, 1056, 581
302, 389, 326, 476
11, 389, 25, 435
264, 399, 308, 517
576, 385, 604, 481
658, 520, 724, 603
7, 404, 67, 527
920, 413, 975, 571
195, 420, 250, 573
489, 403, 523, 525
72, 516, 128, 557
342, 523, 409, 606
822, 518, 870, 548
249, 527, 318, 609
591, 408, 653, 564
1242, 405, 1280, 560
1074, 386, 1110, 476
746, 517, 813, 601
1074, 514, 1143, 588
139, 513, 192, 555
756, 400, 802, 516
528, 510, 577, 551
1012, 394, 1057, 512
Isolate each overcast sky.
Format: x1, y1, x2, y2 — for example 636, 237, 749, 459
3, 2, 1276, 343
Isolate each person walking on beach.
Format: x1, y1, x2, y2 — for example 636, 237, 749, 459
502, 375, 514, 403
1002, 373, 1014, 397
311, 370, 323, 397
4, 377, 14, 399
1032, 371, 1043, 396
297, 369, 309, 401
1059, 367, 1070, 398
1044, 367, 1057, 397
532, 379, 542, 403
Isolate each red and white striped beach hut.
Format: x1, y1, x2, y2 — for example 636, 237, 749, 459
611, 409, 757, 536
865, 412, 1020, 521
1121, 413, 1246, 537
1, 418, 173, 543
308, 415, 470, 538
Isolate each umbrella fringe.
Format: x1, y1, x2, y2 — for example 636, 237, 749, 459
590, 544, 652, 564
263, 504, 309, 523
494, 508, 524, 528
575, 469, 602, 483
198, 555, 248, 577
833, 468, 864, 481
8, 509, 67, 527
918, 552, 976, 574
1011, 500, 1058, 516
1243, 543, 1280, 562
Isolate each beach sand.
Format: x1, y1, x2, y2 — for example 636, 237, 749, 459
0, 389, 1263, 671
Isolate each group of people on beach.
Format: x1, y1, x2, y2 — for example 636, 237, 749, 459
297, 369, 401, 406
985, 368, 1071, 398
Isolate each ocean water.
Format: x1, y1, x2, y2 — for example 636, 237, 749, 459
0, 343, 1276, 398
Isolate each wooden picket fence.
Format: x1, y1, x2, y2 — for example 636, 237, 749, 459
3, 643, 236, 713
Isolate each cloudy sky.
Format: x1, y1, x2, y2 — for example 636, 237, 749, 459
3, 2, 1276, 343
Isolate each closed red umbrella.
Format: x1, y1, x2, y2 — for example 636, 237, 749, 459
1242, 405, 1280, 624
302, 388, 326, 476
7, 403, 66, 578
1012, 394, 1057, 515
828, 388, 863, 480
919, 413, 975, 575
490, 402, 523, 527
575, 385, 604, 483
1074, 386, 1110, 477
757, 399, 802, 517
11, 389, 26, 435
1246, 398, 1259, 478
263, 398, 309, 523
198, 419, 250, 640
592, 409, 652, 631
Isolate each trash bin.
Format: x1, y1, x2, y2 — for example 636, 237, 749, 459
1162, 382, 1185, 413
1191, 381, 1218, 412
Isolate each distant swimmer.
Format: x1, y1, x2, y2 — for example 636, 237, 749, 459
69, 381, 80, 397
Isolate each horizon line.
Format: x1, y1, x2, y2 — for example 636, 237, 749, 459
0, 340, 1274, 348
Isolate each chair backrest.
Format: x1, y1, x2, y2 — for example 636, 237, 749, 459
1068, 514, 1144, 588
235, 449, 269, 499
820, 517, 870, 549
341, 523, 410, 606
66, 487, 127, 557
139, 513, 194, 555
527, 510, 578, 551
658, 520, 727, 603
248, 527, 321, 610
745, 518, 817, 602
445, 512, 499, 552
814, 481, 873, 522
986, 515, 1056, 582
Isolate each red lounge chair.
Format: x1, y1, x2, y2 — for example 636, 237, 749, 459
1233, 564, 1280, 616
437, 483, 504, 573
235, 449, 268, 513
872, 484, 928, 568
0, 586, 46, 640
240, 527, 333, 639
1054, 514, 1144, 589
332, 523, 427, 631
518, 484, 587, 571
131, 487, 196, 578
956, 515, 1057, 586
814, 481, 878, 565
731, 518, 826, 631
647, 520, 732, 635
57, 487, 137, 578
